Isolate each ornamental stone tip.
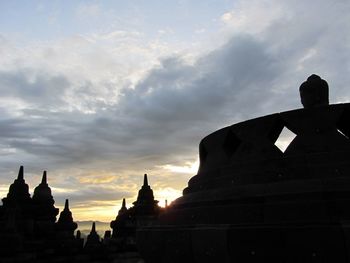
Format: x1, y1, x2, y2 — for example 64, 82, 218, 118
64, 199, 69, 210
299, 74, 329, 108
42, 171, 47, 184
143, 174, 148, 186
17, 166, 24, 181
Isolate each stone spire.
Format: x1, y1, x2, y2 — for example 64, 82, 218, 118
18, 166, 24, 181
33, 171, 51, 200
133, 174, 159, 213
2, 166, 31, 208
42, 171, 47, 184
32, 171, 59, 222
75, 230, 84, 249
76, 230, 81, 239
64, 199, 69, 210
143, 173, 148, 186
55, 199, 77, 235
110, 198, 129, 236
118, 198, 128, 216
84, 222, 101, 250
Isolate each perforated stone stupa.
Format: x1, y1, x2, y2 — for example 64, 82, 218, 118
137, 75, 350, 263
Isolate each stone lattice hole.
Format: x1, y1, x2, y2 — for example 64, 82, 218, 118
274, 127, 296, 152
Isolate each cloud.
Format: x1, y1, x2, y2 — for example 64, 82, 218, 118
0, 70, 70, 109
0, 0, 349, 220
76, 3, 101, 20
220, 0, 286, 35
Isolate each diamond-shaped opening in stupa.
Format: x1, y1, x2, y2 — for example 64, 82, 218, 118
274, 127, 297, 152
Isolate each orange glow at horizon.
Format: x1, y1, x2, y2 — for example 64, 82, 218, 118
0, 161, 196, 222
54, 185, 184, 222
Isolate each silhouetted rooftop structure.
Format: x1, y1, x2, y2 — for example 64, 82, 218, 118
133, 174, 158, 208
138, 75, 350, 263
2, 166, 31, 208
0, 167, 152, 262
84, 222, 102, 250
111, 174, 162, 253
32, 171, 59, 222
118, 198, 128, 216
2, 74, 345, 262
299, 74, 329, 108
55, 199, 78, 234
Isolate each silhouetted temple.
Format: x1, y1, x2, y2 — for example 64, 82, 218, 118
110, 174, 163, 250
0, 167, 161, 262
138, 75, 350, 262
2, 75, 349, 262
0, 167, 82, 261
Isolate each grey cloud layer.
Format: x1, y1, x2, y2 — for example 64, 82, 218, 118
0, 0, 349, 211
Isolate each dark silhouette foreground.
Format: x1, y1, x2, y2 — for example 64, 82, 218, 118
0, 169, 161, 262
138, 75, 350, 262
1, 75, 348, 262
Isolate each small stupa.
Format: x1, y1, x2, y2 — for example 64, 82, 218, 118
55, 199, 77, 236
118, 198, 128, 216
2, 166, 31, 208
110, 174, 163, 250
133, 174, 159, 215
32, 171, 59, 222
84, 222, 101, 250
138, 75, 350, 263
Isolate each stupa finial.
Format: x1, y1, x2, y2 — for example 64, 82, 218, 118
299, 74, 329, 108
144, 174, 148, 186
41, 171, 47, 184
64, 199, 69, 211
17, 166, 24, 181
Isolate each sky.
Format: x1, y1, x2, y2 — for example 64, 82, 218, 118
0, 0, 349, 221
